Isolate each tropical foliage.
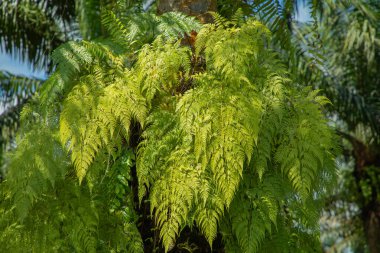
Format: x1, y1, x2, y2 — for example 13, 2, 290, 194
294, 1, 380, 252
0, 0, 145, 154
0, 6, 339, 252
0, 72, 42, 175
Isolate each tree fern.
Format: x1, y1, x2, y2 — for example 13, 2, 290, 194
0, 9, 338, 253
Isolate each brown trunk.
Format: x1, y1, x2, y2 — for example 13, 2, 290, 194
157, 0, 217, 23
340, 131, 380, 253
363, 205, 380, 253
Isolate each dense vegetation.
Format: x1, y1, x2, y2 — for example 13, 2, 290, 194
0, 5, 340, 253
0, 0, 379, 252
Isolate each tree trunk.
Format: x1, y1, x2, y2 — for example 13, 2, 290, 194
363, 205, 380, 253
342, 131, 380, 253
157, 0, 217, 23
354, 150, 380, 253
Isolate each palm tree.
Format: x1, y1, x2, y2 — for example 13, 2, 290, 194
293, 1, 380, 251
0, 0, 77, 70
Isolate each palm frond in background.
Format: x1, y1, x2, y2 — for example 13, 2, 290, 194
0, 0, 76, 70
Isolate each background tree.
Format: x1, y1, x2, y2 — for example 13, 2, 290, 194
292, 1, 380, 252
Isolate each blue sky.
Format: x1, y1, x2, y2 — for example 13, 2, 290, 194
0, 51, 47, 79
0, 3, 311, 79
295, 1, 312, 23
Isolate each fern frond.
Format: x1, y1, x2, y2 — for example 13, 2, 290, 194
6, 114, 67, 220
150, 147, 197, 252
101, 10, 131, 47
135, 37, 191, 102
157, 12, 202, 38
275, 88, 335, 200
194, 178, 225, 246
102, 10, 201, 51
52, 41, 93, 83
